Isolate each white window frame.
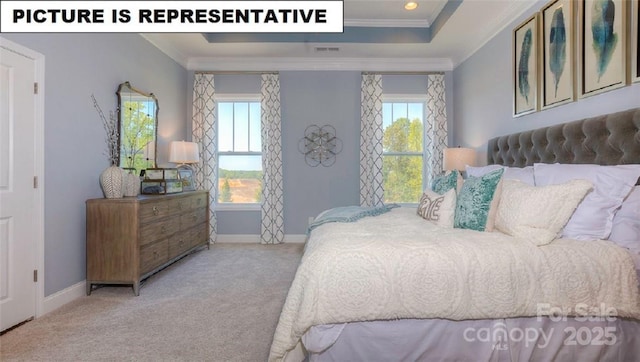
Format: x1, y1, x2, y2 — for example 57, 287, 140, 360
214, 94, 262, 211
382, 94, 428, 206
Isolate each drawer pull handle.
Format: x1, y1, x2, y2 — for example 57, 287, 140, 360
179, 240, 184, 246
161, 225, 167, 234
197, 199, 202, 205
178, 202, 183, 210
153, 251, 159, 259
152, 206, 159, 216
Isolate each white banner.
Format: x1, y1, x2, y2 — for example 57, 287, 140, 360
0, 1, 344, 33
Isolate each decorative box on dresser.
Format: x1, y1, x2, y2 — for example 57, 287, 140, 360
86, 190, 209, 295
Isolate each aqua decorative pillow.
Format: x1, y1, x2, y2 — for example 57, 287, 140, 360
431, 170, 462, 195
454, 168, 504, 231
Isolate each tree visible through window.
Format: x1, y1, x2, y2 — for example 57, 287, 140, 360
382, 101, 425, 203
217, 100, 263, 204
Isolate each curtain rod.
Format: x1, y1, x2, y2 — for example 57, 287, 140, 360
362, 71, 445, 75
195, 71, 278, 75
194, 71, 444, 75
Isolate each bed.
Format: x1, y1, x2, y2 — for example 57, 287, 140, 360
269, 108, 640, 362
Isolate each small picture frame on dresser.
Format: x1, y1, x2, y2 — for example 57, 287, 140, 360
144, 168, 164, 180
164, 168, 179, 180
178, 168, 196, 191
165, 179, 183, 194
141, 181, 165, 194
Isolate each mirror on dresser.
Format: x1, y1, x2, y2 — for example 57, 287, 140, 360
116, 81, 159, 174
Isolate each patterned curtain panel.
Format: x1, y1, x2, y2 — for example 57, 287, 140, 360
192, 73, 218, 243
360, 73, 384, 207
260, 74, 284, 245
425, 74, 448, 187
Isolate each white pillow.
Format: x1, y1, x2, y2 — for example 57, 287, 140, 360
504, 166, 535, 185
609, 186, 640, 253
533, 163, 640, 241
417, 188, 456, 228
466, 165, 535, 185
496, 179, 593, 246
466, 164, 503, 177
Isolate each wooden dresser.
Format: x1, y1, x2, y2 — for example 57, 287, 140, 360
86, 191, 209, 295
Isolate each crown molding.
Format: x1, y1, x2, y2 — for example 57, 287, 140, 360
187, 56, 453, 72
451, 1, 535, 68
344, 18, 430, 28
140, 32, 454, 72
140, 33, 189, 68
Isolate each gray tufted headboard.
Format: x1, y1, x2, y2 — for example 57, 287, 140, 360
487, 108, 640, 167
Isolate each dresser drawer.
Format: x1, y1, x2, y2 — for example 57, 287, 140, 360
190, 193, 208, 209
170, 197, 191, 213
169, 193, 207, 213
188, 223, 209, 248
139, 217, 180, 246
180, 207, 207, 230
139, 200, 171, 223
168, 233, 192, 259
140, 239, 168, 274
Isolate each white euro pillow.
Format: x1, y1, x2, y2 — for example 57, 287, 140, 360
466, 165, 535, 185
533, 163, 640, 241
496, 179, 593, 246
609, 186, 640, 253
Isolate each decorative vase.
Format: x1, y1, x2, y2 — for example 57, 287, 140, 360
123, 169, 140, 197
100, 165, 123, 199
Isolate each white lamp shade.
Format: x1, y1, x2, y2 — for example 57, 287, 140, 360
169, 141, 200, 164
443, 147, 476, 171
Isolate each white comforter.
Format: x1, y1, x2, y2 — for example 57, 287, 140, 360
269, 208, 640, 362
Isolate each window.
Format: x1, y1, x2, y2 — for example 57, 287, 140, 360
382, 98, 426, 204
217, 98, 262, 206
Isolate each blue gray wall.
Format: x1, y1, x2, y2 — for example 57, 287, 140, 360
187, 71, 454, 235
2, 34, 188, 296
452, 1, 640, 163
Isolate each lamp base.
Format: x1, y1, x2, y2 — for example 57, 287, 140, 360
176, 163, 195, 171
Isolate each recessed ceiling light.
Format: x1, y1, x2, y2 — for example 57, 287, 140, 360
404, 1, 418, 10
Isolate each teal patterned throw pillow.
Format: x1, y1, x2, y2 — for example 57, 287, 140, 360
432, 170, 461, 195
454, 168, 504, 231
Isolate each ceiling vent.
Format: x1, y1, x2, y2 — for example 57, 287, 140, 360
314, 46, 341, 53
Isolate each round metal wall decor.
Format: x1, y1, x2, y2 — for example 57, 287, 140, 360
298, 125, 343, 167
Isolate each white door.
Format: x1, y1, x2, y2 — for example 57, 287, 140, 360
0, 44, 38, 332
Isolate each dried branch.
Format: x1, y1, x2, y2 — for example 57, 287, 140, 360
92, 94, 119, 166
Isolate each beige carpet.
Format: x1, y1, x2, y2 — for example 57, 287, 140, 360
1, 243, 304, 361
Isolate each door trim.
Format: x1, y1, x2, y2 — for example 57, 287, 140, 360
0, 37, 45, 318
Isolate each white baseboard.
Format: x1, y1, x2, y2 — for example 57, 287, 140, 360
215, 234, 307, 244
284, 234, 307, 243
215, 234, 260, 243
42, 280, 86, 316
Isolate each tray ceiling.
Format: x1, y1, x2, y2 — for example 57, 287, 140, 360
142, 0, 535, 71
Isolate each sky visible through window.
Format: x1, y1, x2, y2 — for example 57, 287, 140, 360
382, 102, 422, 132
218, 102, 262, 171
